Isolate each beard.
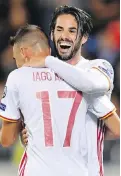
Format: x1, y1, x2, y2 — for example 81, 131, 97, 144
53, 35, 82, 61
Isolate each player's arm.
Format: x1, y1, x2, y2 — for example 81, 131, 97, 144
0, 119, 22, 147
0, 71, 21, 147
24, 56, 113, 94
101, 114, 120, 140
105, 128, 120, 140
45, 56, 113, 94
103, 112, 120, 140
89, 95, 120, 138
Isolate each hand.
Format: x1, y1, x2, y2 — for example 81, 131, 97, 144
20, 128, 28, 146
24, 56, 47, 67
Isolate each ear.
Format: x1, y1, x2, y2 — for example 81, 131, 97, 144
20, 47, 26, 58
51, 32, 54, 41
81, 35, 88, 45
20, 47, 32, 58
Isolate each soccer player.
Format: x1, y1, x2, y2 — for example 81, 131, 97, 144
22, 6, 120, 176
0, 24, 119, 176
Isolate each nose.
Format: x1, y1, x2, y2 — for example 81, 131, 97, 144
60, 31, 70, 40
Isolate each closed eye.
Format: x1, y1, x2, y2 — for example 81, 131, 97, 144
70, 30, 76, 33
56, 26, 63, 32
69, 27, 77, 33
57, 29, 62, 31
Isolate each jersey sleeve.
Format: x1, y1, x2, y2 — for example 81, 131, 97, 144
0, 71, 20, 122
91, 59, 114, 91
88, 95, 116, 120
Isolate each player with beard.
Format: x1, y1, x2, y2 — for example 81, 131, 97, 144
21, 6, 120, 176
0, 23, 119, 176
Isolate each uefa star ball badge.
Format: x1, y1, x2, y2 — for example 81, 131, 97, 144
2, 86, 7, 98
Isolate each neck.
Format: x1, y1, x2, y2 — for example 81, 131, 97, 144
66, 52, 81, 65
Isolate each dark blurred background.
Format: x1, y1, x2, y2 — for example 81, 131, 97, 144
0, 0, 120, 175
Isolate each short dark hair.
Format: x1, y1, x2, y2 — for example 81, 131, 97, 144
10, 24, 48, 46
50, 5, 93, 37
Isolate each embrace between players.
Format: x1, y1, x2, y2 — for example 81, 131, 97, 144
0, 5, 120, 176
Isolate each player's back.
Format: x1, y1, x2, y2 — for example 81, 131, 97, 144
16, 66, 88, 176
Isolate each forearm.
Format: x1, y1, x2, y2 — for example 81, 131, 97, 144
0, 120, 20, 147
1, 127, 17, 147
104, 112, 120, 138
45, 56, 109, 94
105, 129, 119, 140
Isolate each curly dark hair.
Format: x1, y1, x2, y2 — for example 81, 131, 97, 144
50, 5, 93, 37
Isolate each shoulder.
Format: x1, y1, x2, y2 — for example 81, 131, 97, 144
89, 59, 113, 68
89, 59, 114, 80
7, 69, 19, 82
89, 59, 113, 73
8, 67, 31, 79
6, 68, 22, 90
